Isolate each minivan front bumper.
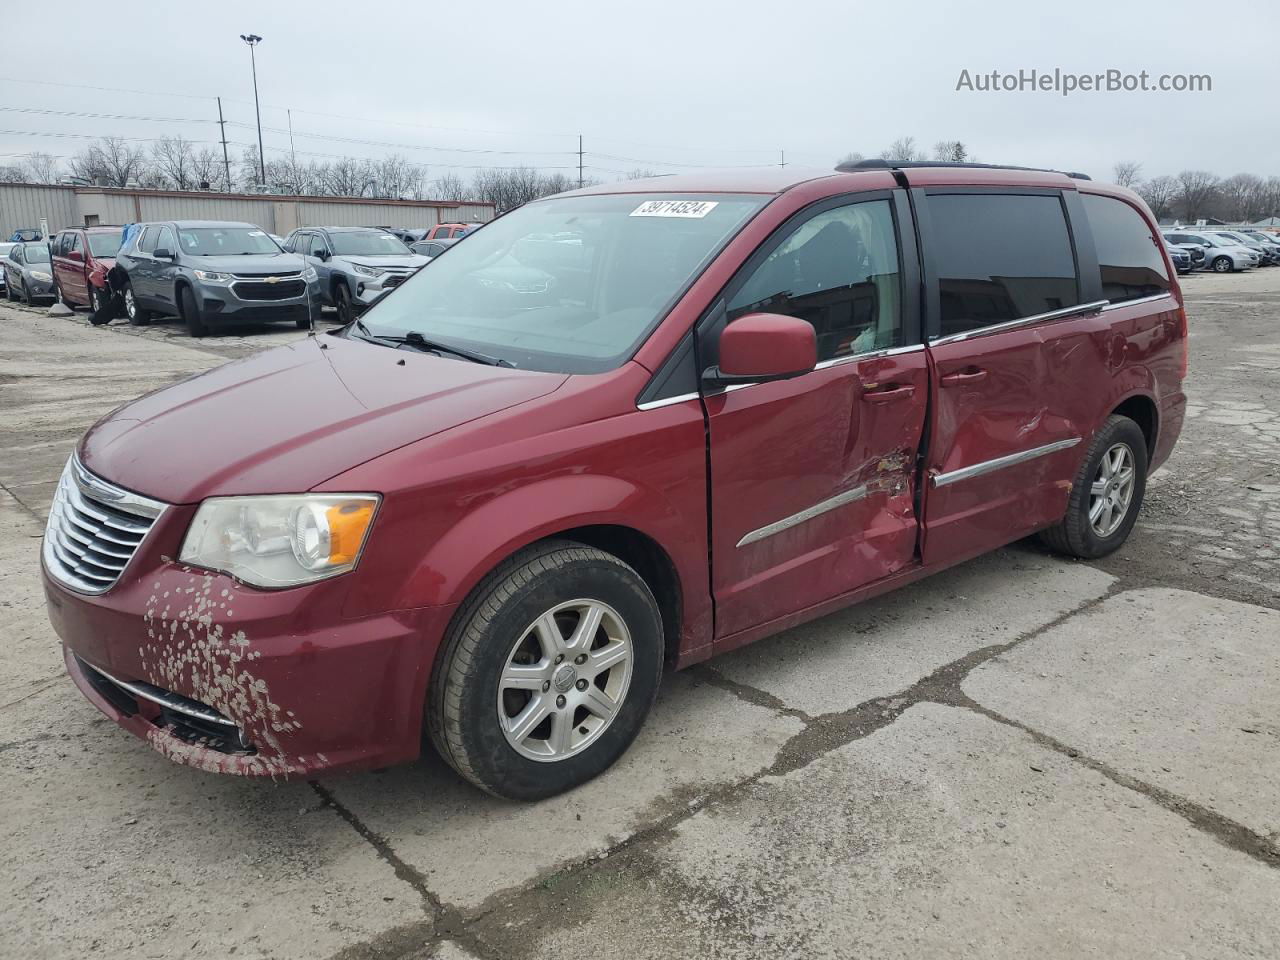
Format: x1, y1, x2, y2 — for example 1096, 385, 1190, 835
44, 556, 453, 777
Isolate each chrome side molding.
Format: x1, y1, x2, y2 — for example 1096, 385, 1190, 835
929, 300, 1110, 347
932, 437, 1082, 488
737, 484, 869, 547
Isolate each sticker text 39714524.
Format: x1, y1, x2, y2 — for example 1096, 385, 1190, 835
630, 200, 720, 218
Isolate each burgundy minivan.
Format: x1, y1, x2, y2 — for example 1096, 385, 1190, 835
42, 162, 1186, 799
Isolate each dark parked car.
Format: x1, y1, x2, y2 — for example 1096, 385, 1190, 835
1164, 242, 1192, 274
51, 225, 125, 323
43, 163, 1186, 800
408, 237, 456, 259
110, 220, 317, 336
4, 241, 55, 303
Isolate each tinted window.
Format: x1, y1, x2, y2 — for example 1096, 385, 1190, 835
1082, 194, 1169, 303
929, 193, 1079, 336
728, 199, 903, 360
138, 226, 158, 254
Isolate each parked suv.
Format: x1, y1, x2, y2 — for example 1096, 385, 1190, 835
111, 220, 317, 336
285, 226, 427, 324
51, 225, 125, 323
1163, 230, 1255, 272
43, 163, 1186, 800
425, 222, 483, 240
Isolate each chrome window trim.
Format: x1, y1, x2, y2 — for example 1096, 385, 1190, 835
736, 484, 869, 548
1101, 293, 1174, 312
636, 392, 700, 411
694, 342, 927, 403
929, 300, 1110, 347
81, 660, 238, 728
932, 437, 1082, 488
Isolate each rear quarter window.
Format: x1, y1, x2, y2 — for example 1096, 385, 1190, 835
1083, 194, 1170, 304
927, 193, 1080, 337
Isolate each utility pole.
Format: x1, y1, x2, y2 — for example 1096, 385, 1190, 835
216, 97, 231, 191
240, 34, 266, 185
287, 109, 296, 170
578, 135, 584, 189
779, 149, 786, 169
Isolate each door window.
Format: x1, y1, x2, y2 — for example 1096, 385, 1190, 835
70, 234, 83, 255
308, 234, 329, 258
153, 226, 176, 254
1081, 194, 1170, 303
138, 227, 158, 254
727, 199, 903, 361
928, 193, 1080, 337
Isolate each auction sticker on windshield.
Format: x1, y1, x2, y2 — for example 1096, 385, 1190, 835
630, 199, 719, 218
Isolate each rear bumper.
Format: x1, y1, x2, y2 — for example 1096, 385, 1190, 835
44, 559, 455, 778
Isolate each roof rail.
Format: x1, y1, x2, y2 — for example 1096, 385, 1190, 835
837, 159, 1092, 181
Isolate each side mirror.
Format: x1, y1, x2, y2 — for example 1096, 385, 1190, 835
153, 248, 173, 260
705, 313, 817, 385
314, 249, 329, 261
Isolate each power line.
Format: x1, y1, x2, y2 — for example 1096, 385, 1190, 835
0, 105, 214, 124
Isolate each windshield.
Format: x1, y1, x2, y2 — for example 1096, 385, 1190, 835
360, 193, 766, 373
176, 227, 280, 256
330, 231, 412, 257
23, 244, 50, 263
87, 231, 123, 257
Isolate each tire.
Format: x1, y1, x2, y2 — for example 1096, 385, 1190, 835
88, 286, 113, 325
1211, 256, 1233, 273
428, 540, 664, 801
3, 281, 12, 301
1039, 415, 1148, 560
18, 278, 30, 304
335, 282, 355, 326
179, 284, 208, 338
122, 281, 150, 326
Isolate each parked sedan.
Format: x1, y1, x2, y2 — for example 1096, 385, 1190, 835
1210, 231, 1275, 266
1163, 231, 1255, 272
0, 242, 14, 294
4, 241, 56, 303
1164, 243, 1192, 275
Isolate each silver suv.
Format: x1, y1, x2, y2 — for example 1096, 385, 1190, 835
286, 227, 427, 323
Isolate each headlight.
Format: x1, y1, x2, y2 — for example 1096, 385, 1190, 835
30, 270, 52, 282
179, 494, 380, 588
352, 263, 384, 278
193, 270, 233, 282
302, 266, 318, 282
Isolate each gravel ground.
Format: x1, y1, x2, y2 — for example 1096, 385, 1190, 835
0, 268, 1276, 960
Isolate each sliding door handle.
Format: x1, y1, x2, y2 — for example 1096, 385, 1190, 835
939, 367, 988, 387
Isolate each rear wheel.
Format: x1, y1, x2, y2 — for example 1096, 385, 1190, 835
428, 540, 663, 801
122, 281, 150, 326
1039, 415, 1148, 559
1211, 256, 1233, 273
179, 284, 208, 338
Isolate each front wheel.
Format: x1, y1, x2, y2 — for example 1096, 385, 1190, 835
1211, 256, 1233, 273
89, 286, 114, 325
179, 284, 208, 338
335, 283, 355, 326
428, 541, 663, 801
1039, 415, 1148, 559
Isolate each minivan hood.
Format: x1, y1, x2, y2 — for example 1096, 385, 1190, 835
80, 336, 567, 504
190, 252, 305, 273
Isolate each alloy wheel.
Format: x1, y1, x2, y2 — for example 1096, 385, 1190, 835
497, 599, 634, 762
124, 287, 136, 319
1089, 442, 1136, 538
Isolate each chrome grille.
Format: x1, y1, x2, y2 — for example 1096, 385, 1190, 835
42, 457, 166, 594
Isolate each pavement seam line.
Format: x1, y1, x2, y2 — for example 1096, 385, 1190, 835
953, 695, 1280, 868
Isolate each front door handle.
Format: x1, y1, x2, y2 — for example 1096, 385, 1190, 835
862, 383, 916, 403
939, 367, 988, 387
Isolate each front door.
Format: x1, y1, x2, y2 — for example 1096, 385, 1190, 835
703, 192, 928, 641
64, 233, 89, 305
918, 189, 1107, 565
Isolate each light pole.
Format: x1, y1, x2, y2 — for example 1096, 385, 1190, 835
239, 33, 266, 186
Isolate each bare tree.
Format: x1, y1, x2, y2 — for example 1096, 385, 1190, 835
837, 152, 865, 167
190, 147, 227, 190
1137, 175, 1178, 221
431, 171, 470, 201
371, 154, 421, 199
1112, 161, 1143, 188
1174, 170, 1220, 222
1218, 173, 1264, 222
470, 167, 568, 212
0, 165, 25, 183
18, 152, 61, 184
151, 136, 196, 190
69, 137, 150, 187
320, 157, 372, 197
626, 168, 657, 180
933, 140, 971, 163
882, 136, 923, 162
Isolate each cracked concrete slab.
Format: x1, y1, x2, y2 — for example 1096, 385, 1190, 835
0, 688, 424, 960
478, 704, 1280, 960
963, 587, 1280, 841
319, 671, 803, 911
711, 548, 1115, 716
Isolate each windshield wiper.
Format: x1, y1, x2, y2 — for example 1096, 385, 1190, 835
346, 320, 512, 367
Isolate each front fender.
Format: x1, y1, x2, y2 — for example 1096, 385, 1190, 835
390, 473, 693, 613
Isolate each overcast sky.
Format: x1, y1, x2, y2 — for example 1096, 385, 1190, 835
2, 0, 1276, 188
